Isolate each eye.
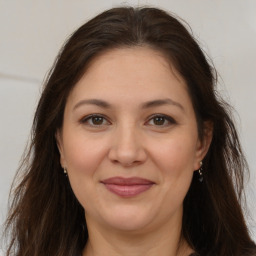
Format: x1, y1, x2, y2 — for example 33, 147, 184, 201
80, 114, 110, 126
146, 114, 176, 127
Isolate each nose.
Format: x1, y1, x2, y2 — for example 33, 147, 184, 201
108, 124, 147, 167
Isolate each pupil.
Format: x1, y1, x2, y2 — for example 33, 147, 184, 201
154, 117, 165, 125
92, 117, 103, 125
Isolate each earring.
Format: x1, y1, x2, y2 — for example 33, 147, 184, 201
63, 167, 68, 176
198, 161, 203, 182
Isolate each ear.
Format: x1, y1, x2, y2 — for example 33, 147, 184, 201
193, 121, 213, 170
55, 129, 66, 168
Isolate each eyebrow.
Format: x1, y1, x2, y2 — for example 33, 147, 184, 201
73, 99, 111, 110
141, 98, 184, 111
73, 98, 184, 111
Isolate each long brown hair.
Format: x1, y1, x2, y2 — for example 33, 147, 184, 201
4, 6, 256, 256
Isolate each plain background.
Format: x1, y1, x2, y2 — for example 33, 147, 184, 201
0, 0, 255, 252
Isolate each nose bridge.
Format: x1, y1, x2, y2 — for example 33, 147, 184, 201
118, 121, 138, 149
108, 120, 146, 165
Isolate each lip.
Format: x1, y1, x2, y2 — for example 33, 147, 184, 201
101, 177, 155, 198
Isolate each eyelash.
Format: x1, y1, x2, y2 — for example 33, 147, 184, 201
80, 114, 176, 128
80, 114, 111, 126
146, 114, 176, 127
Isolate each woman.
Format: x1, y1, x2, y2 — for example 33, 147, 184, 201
4, 6, 256, 256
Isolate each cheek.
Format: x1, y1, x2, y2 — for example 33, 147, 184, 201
62, 134, 109, 208
148, 132, 197, 181
62, 133, 107, 178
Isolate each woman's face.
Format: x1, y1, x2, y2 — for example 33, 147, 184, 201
57, 47, 210, 233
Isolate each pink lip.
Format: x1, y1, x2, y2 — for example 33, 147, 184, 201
101, 177, 155, 198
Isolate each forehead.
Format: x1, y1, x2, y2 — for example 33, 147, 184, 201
85, 46, 185, 86
66, 46, 191, 111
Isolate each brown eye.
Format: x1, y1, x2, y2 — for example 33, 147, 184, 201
147, 114, 176, 127
91, 116, 104, 125
153, 116, 166, 125
81, 114, 110, 126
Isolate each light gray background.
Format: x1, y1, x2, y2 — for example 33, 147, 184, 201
0, 0, 255, 252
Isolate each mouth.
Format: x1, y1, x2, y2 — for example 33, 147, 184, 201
100, 177, 155, 198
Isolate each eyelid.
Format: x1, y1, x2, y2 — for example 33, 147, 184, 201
146, 114, 177, 126
80, 114, 111, 126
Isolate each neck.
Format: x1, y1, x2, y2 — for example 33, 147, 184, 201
82, 214, 193, 256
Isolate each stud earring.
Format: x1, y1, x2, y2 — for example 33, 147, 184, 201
198, 161, 203, 182
63, 167, 68, 176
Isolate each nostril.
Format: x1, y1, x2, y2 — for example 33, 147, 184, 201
107, 133, 147, 166
110, 158, 144, 168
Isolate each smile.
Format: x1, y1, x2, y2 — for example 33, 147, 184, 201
101, 177, 155, 198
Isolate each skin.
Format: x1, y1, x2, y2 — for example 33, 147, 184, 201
57, 47, 212, 256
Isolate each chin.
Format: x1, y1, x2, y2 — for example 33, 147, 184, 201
106, 217, 152, 232
98, 205, 159, 233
